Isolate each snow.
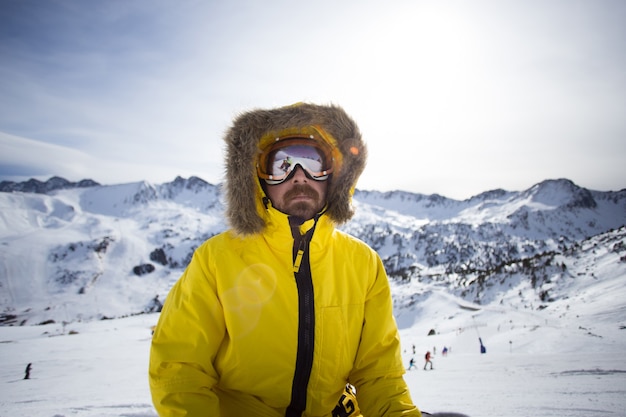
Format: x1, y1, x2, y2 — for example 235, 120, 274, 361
2, 283, 625, 416
1, 315, 155, 417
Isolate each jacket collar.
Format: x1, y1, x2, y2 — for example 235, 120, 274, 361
262, 204, 333, 251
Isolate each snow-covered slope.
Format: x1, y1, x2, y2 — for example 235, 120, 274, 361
1, 226, 624, 416
0, 177, 624, 328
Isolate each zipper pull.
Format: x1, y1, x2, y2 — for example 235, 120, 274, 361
293, 248, 304, 273
293, 236, 306, 273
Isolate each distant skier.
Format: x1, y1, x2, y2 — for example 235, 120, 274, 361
479, 337, 487, 354
442, 346, 448, 356
24, 363, 32, 380
408, 357, 417, 370
424, 351, 433, 370
279, 156, 292, 172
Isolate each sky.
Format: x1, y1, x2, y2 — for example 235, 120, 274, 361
0, 0, 625, 200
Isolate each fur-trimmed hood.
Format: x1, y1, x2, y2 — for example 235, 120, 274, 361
223, 103, 367, 235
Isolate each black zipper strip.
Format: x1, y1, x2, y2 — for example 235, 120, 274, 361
286, 218, 318, 417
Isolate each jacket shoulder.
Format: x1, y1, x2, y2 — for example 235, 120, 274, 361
331, 229, 381, 261
193, 230, 248, 259
332, 228, 374, 249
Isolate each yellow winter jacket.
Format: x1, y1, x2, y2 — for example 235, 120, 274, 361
149, 206, 420, 416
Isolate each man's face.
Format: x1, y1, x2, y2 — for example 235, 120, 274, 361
265, 166, 328, 220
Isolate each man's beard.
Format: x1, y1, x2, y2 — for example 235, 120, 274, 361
281, 184, 324, 220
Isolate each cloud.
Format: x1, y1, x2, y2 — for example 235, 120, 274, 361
0, 132, 89, 180
0, 131, 216, 185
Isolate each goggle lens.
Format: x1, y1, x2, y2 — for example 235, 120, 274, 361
258, 138, 333, 185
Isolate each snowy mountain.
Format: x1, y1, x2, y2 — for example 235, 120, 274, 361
0, 176, 624, 329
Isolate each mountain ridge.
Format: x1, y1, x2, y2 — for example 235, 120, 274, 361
0, 176, 101, 194
0, 176, 624, 326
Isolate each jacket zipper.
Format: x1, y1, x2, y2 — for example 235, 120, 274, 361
286, 221, 317, 417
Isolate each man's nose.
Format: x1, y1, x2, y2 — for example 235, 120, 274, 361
290, 165, 308, 181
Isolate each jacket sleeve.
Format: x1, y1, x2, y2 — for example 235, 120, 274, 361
350, 253, 422, 417
149, 245, 223, 416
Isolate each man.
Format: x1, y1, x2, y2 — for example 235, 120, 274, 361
424, 351, 433, 371
149, 103, 422, 416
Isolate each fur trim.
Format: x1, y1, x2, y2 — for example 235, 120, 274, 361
223, 103, 367, 235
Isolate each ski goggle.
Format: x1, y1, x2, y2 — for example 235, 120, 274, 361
257, 136, 335, 185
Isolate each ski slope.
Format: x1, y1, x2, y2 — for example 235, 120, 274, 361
1, 287, 624, 417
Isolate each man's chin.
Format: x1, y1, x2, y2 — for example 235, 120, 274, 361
285, 201, 320, 220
